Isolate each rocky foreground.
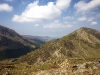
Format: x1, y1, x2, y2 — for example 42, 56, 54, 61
32, 58, 100, 75
0, 58, 100, 75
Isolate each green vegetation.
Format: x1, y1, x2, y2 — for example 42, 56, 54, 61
0, 60, 60, 75
18, 27, 100, 65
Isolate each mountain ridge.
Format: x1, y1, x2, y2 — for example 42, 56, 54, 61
18, 27, 100, 65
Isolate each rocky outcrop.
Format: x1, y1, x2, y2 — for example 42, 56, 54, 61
31, 59, 100, 75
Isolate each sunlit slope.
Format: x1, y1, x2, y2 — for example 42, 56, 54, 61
19, 27, 100, 64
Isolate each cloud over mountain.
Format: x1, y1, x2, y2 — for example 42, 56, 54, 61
43, 20, 73, 29
91, 21, 97, 25
12, 0, 71, 22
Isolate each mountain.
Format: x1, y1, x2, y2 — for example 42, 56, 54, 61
17, 27, 100, 74
19, 27, 100, 64
0, 27, 100, 75
0, 25, 37, 60
23, 35, 52, 43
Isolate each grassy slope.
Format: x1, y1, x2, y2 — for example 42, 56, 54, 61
18, 27, 100, 65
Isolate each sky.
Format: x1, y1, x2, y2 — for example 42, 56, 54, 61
0, 0, 100, 38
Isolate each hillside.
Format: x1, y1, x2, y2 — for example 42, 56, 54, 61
19, 27, 100, 64
0, 25, 37, 60
0, 27, 100, 75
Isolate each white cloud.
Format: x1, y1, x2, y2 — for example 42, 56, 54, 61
77, 16, 95, 22
34, 24, 39, 27
12, 1, 61, 22
87, 17, 95, 22
43, 21, 73, 28
96, 13, 100, 18
0, 3, 13, 12
63, 16, 74, 20
74, 0, 100, 13
78, 17, 87, 21
5, 0, 13, 2
54, 20, 59, 23
90, 21, 97, 25
12, 0, 71, 23
56, 0, 71, 10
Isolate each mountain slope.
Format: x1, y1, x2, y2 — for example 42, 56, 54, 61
0, 27, 100, 75
0, 25, 37, 60
18, 27, 100, 64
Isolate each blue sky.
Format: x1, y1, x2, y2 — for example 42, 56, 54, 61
0, 0, 100, 38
